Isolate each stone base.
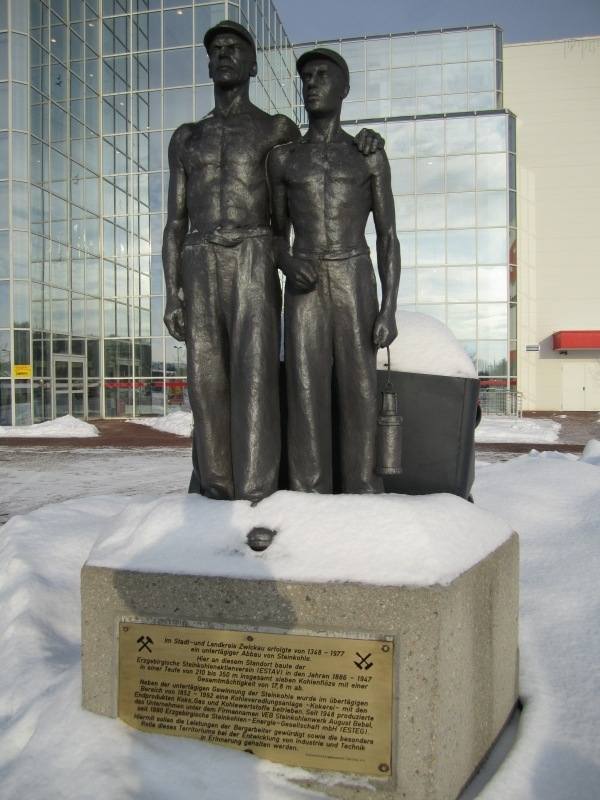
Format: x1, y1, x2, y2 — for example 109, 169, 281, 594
81, 497, 518, 800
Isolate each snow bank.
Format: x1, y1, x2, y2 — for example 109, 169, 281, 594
0, 414, 99, 438
475, 417, 560, 444
377, 310, 478, 379
128, 409, 193, 437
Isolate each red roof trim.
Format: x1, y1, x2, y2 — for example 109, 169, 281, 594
552, 331, 600, 350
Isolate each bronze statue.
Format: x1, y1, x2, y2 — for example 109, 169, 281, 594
268, 49, 401, 493
163, 23, 383, 501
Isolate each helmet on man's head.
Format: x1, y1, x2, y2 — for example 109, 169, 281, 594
203, 20, 256, 56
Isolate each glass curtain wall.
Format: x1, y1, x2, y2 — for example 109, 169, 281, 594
0, 0, 297, 425
293, 27, 516, 388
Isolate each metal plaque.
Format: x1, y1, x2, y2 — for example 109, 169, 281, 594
119, 621, 393, 776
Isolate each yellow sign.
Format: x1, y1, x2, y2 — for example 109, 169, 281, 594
13, 364, 32, 378
119, 622, 394, 776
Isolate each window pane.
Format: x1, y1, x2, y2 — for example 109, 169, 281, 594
477, 115, 506, 152
447, 155, 475, 191
417, 64, 441, 95
477, 153, 507, 189
417, 194, 445, 229
469, 60, 494, 92
447, 268, 476, 301
366, 39, 389, 70
478, 191, 506, 227
416, 157, 444, 192
391, 36, 415, 67
447, 229, 476, 264
164, 47, 193, 87
447, 193, 476, 228
391, 67, 415, 98
446, 117, 475, 154
442, 31, 467, 63
418, 267, 445, 303
416, 231, 445, 266
443, 62, 467, 94
341, 40, 365, 73
415, 119, 444, 156
164, 8, 193, 48
386, 122, 414, 158
416, 33, 440, 65
478, 228, 507, 264
478, 304, 507, 339
478, 265, 508, 301
447, 303, 476, 337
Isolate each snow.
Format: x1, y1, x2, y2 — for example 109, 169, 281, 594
86, 491, 512, 588
377, 310, 478, 379
128, 409, 193, 437
0, 414, 99, 438
475, 416, 560, 444
0, 438, 600, 800
1, 442, 599, 799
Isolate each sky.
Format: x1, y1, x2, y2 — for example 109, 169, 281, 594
274, 0, 600, 45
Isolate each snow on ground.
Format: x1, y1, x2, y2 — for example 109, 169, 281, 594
0, 443, 599, 799
475, 416, 560, 444
128, 409, 193, 437
0, 414, 99, 438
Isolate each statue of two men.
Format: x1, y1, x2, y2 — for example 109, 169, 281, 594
162, 21, 400, 502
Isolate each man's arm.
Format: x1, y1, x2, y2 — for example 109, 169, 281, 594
370, 149, 401, 348
267, 145, 318, 293
162, 125, 190, 342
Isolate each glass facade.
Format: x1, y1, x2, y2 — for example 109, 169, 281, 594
294, 28, 516, 388
0, 6, 515, 425
0, 0, 297, 424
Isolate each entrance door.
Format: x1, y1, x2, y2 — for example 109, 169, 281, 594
53, 356, 87, 419
561, 362, 600, 411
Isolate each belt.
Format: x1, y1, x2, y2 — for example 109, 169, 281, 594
185, 226, 272, 248
293, 244, 370, 261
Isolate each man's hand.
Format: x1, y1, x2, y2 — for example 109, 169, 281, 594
353, 127, 385, 155
164, 296, 186, 341
372, 308, 398, 349
281, 254, 319, 294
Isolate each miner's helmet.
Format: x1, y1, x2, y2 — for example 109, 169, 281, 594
203, 20, 257, 56
296, 47, 350, 85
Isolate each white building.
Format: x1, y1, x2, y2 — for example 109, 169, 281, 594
503, 36, 600, 411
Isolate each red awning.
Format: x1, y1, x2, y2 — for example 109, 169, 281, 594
552, 331, 600, 350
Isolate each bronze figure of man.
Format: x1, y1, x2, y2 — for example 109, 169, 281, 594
268, 48, 401, 494
163, 23, 382, 502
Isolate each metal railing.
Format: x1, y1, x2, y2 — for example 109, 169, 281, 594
480, 389, 523, 418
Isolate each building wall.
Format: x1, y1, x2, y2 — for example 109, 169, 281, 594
503, 37, 600, 410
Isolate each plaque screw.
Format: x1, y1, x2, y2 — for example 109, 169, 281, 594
378, 763, 390, 773
247, 635, 254, 642
381, 644, 390, 653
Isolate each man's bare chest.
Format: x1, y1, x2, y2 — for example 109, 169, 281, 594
182, 118, 273, 173
286, 144, 370, 192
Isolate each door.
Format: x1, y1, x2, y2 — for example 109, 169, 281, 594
561, 362, 600, 411
53, 356, 87, 419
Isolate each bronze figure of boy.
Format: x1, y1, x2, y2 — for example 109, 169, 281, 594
268, 49, 401, 494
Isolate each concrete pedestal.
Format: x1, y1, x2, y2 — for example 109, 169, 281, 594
81, 492, 519, 800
